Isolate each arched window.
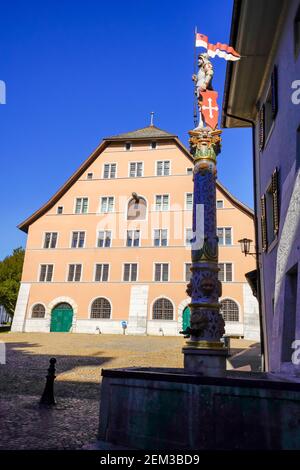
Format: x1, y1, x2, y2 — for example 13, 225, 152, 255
127, 196, 147, 220
90, 298, 111, 319
220, 299, 239, 322
32, 304, 46, 318
152, 298, 174, 320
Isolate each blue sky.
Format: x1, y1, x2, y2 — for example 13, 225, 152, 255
0, 0, 252, 260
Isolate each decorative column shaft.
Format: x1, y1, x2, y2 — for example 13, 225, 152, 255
182, 128, 227, 375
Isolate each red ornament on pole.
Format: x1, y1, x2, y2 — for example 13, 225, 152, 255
200, 90, 219, 130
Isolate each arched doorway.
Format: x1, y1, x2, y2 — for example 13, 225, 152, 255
182, 306, 191, 331
50, 303, 73, 332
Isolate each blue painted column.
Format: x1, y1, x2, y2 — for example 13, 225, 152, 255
182, 128, 228, 375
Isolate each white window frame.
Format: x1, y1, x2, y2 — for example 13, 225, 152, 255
94, 263, 110, 282
217, 227, 233, 246
184, 262, 192, 282
96, 230, 112, 248
43, 232, 58, 249
154, 194, 170, 211
186, 167, 193, 175
185, 192, 193, 210
102, 162, 117, 179
155, 160, 171, 176
153, 228, 168, 247
153, 262, 170, 282
150, 141, 157, 150
122, 262, 139, 282
70, 230, 86, 249
125, 229, 141, 247
74, 197, 89, 214
216, 199, 224, 209
57, 205, 64, 214
100, 196, 115, 213
87, 172, 93, 180
185, 228, 194, 246
67, 263, 82, 282
38, 264, 54, 283
128, 161, 144, 178
218, 262, 234, 282
125, 142, 132, 151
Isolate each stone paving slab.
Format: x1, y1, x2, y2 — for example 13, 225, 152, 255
0, 332, 260, 450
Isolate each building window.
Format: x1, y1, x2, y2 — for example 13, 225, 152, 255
103, 163, 116, 179
151, 141, 157, 149
94, 264, 109, 282
154, 263, 169, 282
217, 227, 232, 245
186, 193, 193, 210
39, 264, 53, 282
152, 298, 173, 320
67, 264, 82, 282
32, 304, 46, 318
57, 206, 63, 214
44, 232, 58, 249
153, 229, 168, 247
125, 142, 132, 151
127, 196, 147, 220
155, 194, 169, 211
187, 168, 193, 175
185, 263, 192, 282
281, 264, 298, 362
87, 172, 93, 179
90, 297, 111, 319
129, 161, 143, 177
71, 231, 85, 248
185, 228, 193, 246
97, 230, 112, 248
123, 263, 138, 282
216, 200, 224, 209
218, 263, 233, 282
294, 4, 300, 58
260, 66, 278, 149
126, 230, 140, 247
156, 160, 170, 176
75, 197, 88, 214
100, 196, 114, 213
220, 299, 239, 322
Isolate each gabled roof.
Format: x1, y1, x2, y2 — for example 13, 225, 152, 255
105, 125, 176, 140
18, 125, 253, 233
216, 180, 254, 218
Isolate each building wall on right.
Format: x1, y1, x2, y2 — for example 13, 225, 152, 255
255, 0, 300, 373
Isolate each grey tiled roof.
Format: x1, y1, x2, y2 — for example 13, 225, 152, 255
105, 125, 177, 140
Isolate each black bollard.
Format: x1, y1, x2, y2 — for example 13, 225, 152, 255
40, 357, 56, 405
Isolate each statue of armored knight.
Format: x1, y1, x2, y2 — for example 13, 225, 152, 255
192, 53, 214, 129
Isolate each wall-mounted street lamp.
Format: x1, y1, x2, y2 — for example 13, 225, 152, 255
238, 238, 257, 257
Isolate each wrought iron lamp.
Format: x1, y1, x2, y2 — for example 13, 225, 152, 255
238, 237, 256, 257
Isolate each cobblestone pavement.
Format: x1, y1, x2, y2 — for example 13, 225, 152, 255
0, 332, 259, 449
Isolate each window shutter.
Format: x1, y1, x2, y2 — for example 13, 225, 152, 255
272, 167, 280, 235
260, 195, 268, 252
271, 66, 278, 119
259, 106, 265, 151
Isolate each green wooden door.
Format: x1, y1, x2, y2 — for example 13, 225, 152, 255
182, 306, 191, 331
50, 303, 73, 332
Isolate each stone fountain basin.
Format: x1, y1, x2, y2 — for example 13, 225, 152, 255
98, 367, 300, 450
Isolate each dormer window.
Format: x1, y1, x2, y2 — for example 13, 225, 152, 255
151, 141, 157, 149
125, 142, 132, 151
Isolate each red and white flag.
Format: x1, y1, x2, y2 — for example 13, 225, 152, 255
195, 32, 241, 62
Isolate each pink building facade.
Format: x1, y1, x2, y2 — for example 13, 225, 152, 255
12, 126, 259, 338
